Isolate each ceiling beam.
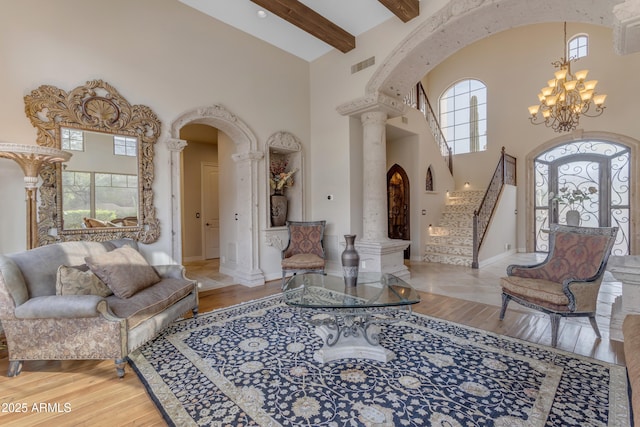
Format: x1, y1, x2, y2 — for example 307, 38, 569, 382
250, 0, 356, 53
378, 0, 419, 23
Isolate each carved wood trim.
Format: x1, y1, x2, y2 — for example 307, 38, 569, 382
24, 79, 162, 245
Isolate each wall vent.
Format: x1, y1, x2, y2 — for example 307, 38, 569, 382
351, 56, 375, 74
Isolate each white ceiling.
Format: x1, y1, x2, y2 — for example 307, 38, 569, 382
178, 0, 406, 61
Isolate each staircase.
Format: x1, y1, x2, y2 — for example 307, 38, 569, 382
424, 189, 485, 266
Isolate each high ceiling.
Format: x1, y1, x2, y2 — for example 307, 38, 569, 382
178, 0, 421, 62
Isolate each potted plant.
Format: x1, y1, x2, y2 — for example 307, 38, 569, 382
550, 186, 597, 226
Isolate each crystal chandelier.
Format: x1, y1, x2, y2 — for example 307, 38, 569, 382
528, 22, 607, 133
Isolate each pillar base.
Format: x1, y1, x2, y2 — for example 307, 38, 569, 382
355, 239, 410, 280
607, 256, 640, 341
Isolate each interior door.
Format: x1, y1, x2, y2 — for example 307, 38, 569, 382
387, 164, 410, 259
202, 163, 219, 259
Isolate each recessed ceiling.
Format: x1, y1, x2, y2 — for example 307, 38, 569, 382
178, 0, 410, 61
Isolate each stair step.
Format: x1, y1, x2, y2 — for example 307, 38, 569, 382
429, 226, 473, 237
427, 235, 472, 246
448, 189, 485, 198
424, 243, 473, 257
443, 204, 478, 214
423, 253, 473, 267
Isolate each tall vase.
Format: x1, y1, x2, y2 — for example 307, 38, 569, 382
342, 234, 360, 287
270, 190, 288, 227
566, 209, 581, 226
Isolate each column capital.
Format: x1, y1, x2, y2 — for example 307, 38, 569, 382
361, 110, 388, 126
166, 138, 187, 152
337, 91, 406, 119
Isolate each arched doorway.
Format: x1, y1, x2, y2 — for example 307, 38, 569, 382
387, 164, 410, 259
167, 105, 265, 286
533, 138, 631, 256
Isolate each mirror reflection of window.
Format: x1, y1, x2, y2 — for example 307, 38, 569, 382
60, 127, 139, 229
113, 135, 137, 157
61, 128, 84, 151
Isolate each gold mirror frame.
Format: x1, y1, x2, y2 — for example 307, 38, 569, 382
24, 79, 161, 244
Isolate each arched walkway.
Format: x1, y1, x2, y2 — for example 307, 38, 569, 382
167, 105, 265, 286
367, 0, 633, 101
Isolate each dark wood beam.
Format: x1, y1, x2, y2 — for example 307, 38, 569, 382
250, 0, 355, 53
378, 0, 419, 23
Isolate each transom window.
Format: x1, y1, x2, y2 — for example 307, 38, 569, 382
568, 34, 588, 60
439, 79, 487, 155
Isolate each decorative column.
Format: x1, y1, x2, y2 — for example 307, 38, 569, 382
0, 143, 71, 249
166, 138, 188, 263
361, 111, 390, 242
232, 150, 266, 286
337, 92, 410, 279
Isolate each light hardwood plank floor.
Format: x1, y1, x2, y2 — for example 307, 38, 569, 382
0, 259, 626, 426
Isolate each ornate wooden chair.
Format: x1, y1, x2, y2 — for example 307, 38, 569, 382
499, 224, 618, 347
281, 220, 326, 287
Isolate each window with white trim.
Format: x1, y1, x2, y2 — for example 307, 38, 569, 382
439, 79, 487, 155
568, 34, 588, 60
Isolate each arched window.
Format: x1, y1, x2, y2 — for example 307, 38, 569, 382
568, 34, 588, 60
425, 165, 434, 191
439, 79, 487, 155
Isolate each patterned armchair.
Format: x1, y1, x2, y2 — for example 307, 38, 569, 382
281, 220, 326, 287
499, 224, 618, 347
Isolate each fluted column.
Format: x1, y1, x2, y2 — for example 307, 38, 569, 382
361, 111, 390, 242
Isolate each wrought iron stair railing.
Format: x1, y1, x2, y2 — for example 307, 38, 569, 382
472, 147, 517, 268
403, 82, 453, 174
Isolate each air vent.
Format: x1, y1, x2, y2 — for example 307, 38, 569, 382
351, 56, 375, 74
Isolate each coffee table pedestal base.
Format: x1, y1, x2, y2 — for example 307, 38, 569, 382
314, 325, 395, 364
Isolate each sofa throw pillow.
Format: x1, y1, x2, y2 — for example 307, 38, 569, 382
56, 265, 114, 297
85, 246, 161, 298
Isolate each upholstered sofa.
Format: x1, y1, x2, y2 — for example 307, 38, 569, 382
0, 239, 198, 377
623, 314, 640, 420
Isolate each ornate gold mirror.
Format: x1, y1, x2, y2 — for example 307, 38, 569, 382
24, 80, 161, 244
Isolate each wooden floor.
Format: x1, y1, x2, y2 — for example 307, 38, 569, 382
0, 282, 626, 427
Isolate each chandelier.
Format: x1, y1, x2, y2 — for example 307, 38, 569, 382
528, 22, 607, 132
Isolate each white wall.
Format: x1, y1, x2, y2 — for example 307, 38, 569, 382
479, 185, 517, 266
0, 0, 310, 265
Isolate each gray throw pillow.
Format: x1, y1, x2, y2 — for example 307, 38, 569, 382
85, 246, 160, 298
56, 265, 113, 297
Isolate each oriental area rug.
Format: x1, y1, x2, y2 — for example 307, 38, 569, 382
128, 295, 630, 426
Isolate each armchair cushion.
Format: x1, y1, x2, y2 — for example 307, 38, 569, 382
500, 276, 569, 310
85, 246, 160, 298
56, 265, 113, 297
281, 253, 325, 269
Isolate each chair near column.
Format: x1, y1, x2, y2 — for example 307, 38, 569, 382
281, 220, 326, 288
499, 224, 618, 347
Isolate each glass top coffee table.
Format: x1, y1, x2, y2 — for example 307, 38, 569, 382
283, 273, 420, 363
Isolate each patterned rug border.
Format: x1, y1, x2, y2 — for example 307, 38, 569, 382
129, 293, 631, 426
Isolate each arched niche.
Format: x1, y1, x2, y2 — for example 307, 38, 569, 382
266, 131, 304, 229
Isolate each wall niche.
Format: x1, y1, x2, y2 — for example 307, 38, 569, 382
266, 132, 303, 228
